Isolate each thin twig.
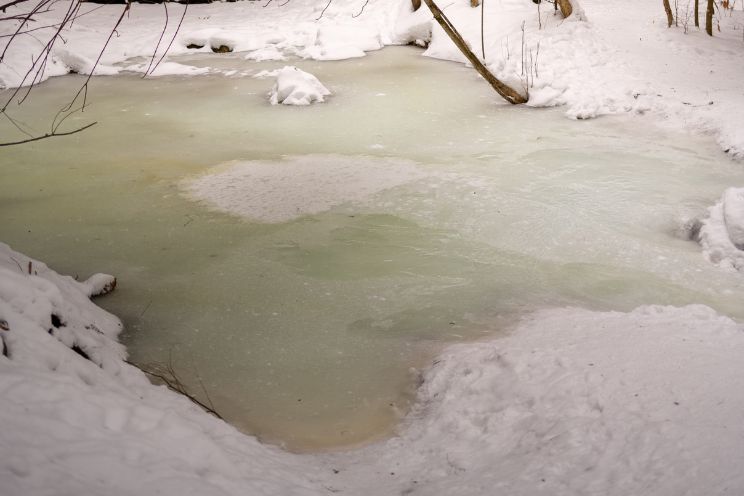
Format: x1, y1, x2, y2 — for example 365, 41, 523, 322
0, 121, 96, 146
316, 0, 332, 20
147, 0, 188, 77
144, 1, 169, 77
352, 0, 368, 17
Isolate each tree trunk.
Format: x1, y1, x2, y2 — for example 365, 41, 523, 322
694, 0, 699, 27
705, 0, 713, 35
421, 0, 527, 104
556, 0, 572, 18
663, 0, 674, 27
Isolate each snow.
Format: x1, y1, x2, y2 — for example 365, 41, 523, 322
124, 61, 210, 77
245, 46, 288, 62
3, 242, 744, 495
182, 155, 426, 222
699, 187, 744, 271
268, 66, 332, 105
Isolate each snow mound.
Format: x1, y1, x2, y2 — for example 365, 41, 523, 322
299, 24, 383, 60
269, 66, 331, 105
699, 187, 744, 271
182, 155, 427, 223
334, 305, 744, 496
0, 243, 124, 372
55, 49, 119, 77
245, 46, 287, 61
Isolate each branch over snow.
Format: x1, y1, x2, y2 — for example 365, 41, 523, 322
422, 0, 527, 104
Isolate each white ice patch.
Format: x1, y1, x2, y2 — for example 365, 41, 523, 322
699, 187, 744, 271
253, 69, 280, 79
268, 66, 331, 105
125, 61, 210, 77
182, 155, 427, 223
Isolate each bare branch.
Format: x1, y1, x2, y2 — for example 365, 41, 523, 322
147, 0, 188, 77
143, 0, 169, 77
0, 121, 97, 147
352, 0, 368, 17
316, 0, 332, 20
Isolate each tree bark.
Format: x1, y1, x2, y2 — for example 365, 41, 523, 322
556, 0, 572, 18
421, 0, 527, 104
694, 0, 699, 27
705, 0, 713, 35
663, 0, 674, 27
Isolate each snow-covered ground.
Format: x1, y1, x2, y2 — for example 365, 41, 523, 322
3, 243, 744, 495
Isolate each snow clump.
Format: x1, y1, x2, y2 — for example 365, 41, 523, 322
269, 66, 331, 106
698, 187, 744, 271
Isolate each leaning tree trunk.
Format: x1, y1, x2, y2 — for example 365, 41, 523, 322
421, 0, 527, 104
556, 0, 572, 18
663, 0, 674, 27
705, 0, 713, 35
694, 0, 699, 27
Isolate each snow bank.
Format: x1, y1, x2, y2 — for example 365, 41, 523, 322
0, 0, 400, 88
699, 187, 744, 271
182, 155, 426, 222
331, 305, 744, 496
269, 66, 331, 105
3, 241, 744, 495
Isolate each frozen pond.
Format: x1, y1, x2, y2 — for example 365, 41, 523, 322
1, 46, 743, 451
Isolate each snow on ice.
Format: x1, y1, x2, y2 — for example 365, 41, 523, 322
269, 66, 332, 105
182, 155, 426, 222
